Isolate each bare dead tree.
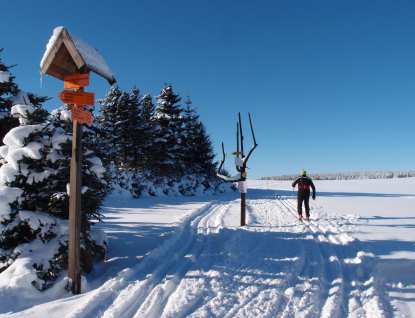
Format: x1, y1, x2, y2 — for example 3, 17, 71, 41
217, 113, 258, 226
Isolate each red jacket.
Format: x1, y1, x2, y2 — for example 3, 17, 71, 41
292, 175, 316, 195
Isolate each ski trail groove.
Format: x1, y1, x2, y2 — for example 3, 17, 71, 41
99, 201, 218, 318
101, 201, 234, 318
76, 189, 391, 318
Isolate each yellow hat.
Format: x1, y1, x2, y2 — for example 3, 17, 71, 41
301, 169, 307, 175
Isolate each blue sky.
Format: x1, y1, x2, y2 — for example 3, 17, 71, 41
2, 0, 414, 179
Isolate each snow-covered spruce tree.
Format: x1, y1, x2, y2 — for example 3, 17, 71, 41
0, 49, 19, 147
182, 96, 217, 176
97, 86, 142, 168
0, 100, 67, 290
151, 84, 185, 177
95, 86, 123, 167
26, 92, 52, 108
130, 92, 156, 171
0, 101, 109, 291
119, 86, 141, 169
50, 105, 110, 274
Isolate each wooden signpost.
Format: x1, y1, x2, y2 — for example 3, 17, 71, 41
64, 73, 90, 89
40, 27, 116, 294
58, 90, 95, 106
60, 74, 94, 125
71, 105, 94, 125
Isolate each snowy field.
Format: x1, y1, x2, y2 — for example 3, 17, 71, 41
1, 177, 414, 317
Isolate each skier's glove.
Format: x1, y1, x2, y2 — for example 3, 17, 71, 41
312, 195, 315, 200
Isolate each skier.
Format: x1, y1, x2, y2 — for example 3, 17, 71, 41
292, 169, 316, 221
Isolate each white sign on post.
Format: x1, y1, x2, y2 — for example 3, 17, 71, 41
234, 156, 243, 167
238, 181, 247, 194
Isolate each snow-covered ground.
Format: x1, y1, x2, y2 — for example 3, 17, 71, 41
1, 177, 414, 317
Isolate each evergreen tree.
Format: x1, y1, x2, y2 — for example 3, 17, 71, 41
182, 96, 198, 173
0, 100, 109, 290
192, 123, 217, 175
182, 96, 216, 176
152, 84, 185, 176
132, 93, 156, 171
120, 87, 141, 168
0, 102, 67, 289
26, 92, 52, 108
50, 105, 110, 274
96, 86, 123, 166
97, 86, 142, 168
0, 49, 19, 146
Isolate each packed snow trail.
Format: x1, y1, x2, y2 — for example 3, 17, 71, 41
88, 188, 389, 318
6, 186, 391, 317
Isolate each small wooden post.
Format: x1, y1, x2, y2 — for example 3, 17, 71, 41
239, 176, 247, 226
241, 192, 246, 226
68, 90, 84, 294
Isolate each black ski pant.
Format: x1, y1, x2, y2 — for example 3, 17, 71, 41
297, 189, 310, 217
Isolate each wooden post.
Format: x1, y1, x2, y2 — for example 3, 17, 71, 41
241, 192, 246, 226
68, 90, 83, 294
239, 178, 247, 226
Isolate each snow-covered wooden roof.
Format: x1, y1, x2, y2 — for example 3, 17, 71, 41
40, 27, 116, 85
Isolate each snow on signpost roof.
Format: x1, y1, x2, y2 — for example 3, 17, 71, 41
40, 26, 116, 85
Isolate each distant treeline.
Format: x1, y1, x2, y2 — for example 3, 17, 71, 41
261, 171, 415, 181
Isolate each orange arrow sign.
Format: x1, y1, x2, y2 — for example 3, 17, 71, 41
64, 73, 90, 89
71, 106, 93, 125
58, 90, 95, 106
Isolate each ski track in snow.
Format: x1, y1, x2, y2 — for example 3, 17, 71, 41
60, 189, 391, 318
